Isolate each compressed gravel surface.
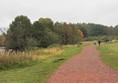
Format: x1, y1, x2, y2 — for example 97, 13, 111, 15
47, 46, 118, 83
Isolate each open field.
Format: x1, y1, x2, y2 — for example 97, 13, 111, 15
97, 43, 118, 71
0, 45, 82, 83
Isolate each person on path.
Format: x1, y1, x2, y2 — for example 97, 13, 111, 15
98, 40, 101, 46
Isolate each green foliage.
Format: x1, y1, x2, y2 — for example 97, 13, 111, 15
6, 15, 32, 51
84, 36, 98, 41
112, 25, 118, 36
102, 36, 110, 42
38, 30, 59, 48
75, 23, 118, 41
32, 19, 82, 48
3, 15, 118, 51
27, 38, 38, 49
38, 18, 54, 31
75, 23, 109, 37
32, 19, 59, 48
54, 22, 81, 45
5, 16, 83, 50
75, 23, 88, 37
84, 36, 111, 42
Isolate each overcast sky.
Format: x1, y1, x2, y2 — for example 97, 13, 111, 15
0, 0, 118, 28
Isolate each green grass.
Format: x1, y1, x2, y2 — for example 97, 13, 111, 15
97, 43, 118, 71
0, 45, 82, 83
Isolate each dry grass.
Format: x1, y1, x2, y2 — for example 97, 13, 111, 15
0, 47, 64, 69
0, 51, 33, 69
32, 47, 63, 60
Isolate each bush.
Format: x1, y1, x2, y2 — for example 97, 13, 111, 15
84, 37, 98, 41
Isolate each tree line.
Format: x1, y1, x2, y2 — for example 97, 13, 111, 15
74, 23, 118, 41
1, 15, 118, 51
5, 15, 83, 51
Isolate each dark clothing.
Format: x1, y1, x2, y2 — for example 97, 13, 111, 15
98, 41, 101, 46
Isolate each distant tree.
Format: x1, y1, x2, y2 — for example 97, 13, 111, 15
75, 23, 109, 37
54, 22, 82, 45
78, 30, 84, 41
107, 26, 114, 36
113, 25, 118, 36
6, 15, 32, 51
69, 24, 82, 44
75, 23, 88, 37
89, 24, 108, 36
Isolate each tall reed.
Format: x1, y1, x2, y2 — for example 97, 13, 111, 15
0, 51, 33, 69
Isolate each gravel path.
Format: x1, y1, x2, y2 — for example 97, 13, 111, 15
47, 46, 118, 83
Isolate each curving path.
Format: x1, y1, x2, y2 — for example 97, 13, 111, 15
47, 46, 118, 83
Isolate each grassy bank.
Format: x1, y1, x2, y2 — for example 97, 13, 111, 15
0, 45, 82, 83
97, 43, 118, 71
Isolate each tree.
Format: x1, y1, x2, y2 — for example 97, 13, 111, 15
78, 30, 84, 41
38, 18, 54, 31
113, 25, 118, 36
32, 18, 58, 48
75, 23, 88, 37
54, 22, 82, 45
89, 24, 108, 36
54, 22, 65, 44
6, 15, 32, 51
75, 23, 109, 37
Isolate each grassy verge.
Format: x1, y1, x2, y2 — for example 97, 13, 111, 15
97, 43, 118, 71
0, 45, 82, 83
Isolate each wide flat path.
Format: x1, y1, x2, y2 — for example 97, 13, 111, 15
47, 46, 118, 83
